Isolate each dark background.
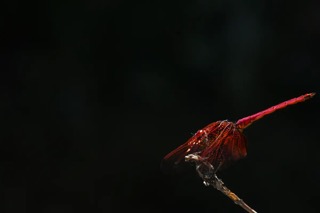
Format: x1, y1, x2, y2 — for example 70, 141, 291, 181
1, 0, 320, 212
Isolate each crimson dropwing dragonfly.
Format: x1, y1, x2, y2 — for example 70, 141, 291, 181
163, 93, 315, 172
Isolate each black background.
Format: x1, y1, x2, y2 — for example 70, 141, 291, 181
1, 0, 320, 212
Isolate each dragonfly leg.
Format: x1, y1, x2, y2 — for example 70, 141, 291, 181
213, 162, 223, 173
185, 153, 216, 183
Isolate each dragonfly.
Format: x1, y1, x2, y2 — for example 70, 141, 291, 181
163, 92, 315, 172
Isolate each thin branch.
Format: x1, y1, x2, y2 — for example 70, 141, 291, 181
185, 154, 257, 213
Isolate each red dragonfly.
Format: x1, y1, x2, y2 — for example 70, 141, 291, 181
163, 93, 315, 171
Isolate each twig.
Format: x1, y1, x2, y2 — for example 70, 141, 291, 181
185, 154, 257, 213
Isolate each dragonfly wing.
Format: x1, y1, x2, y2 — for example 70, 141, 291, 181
201, 124, 247, 170
162, 135, 203, 165
161, 137, 203, 173
224, 130, 247, 162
